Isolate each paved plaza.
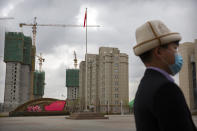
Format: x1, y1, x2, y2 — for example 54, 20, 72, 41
0, 115, 197, 131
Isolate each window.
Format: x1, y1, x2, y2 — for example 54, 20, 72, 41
114, 75, 118, 79
115, 94, 119, 98
115, 100, 119, 105
114, 63, 118, 67
114, 88, 118, 91
114, 69, 118, 73
115, 81, 118, 86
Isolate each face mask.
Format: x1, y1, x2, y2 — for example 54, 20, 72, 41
168, 53, 183, 76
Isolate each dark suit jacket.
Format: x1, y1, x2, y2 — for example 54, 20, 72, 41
134, 69, 197, 131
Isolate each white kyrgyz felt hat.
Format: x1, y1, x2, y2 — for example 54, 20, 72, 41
133, 20, 181, 56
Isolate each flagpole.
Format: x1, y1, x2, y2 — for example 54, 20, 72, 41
85, 8, 88, 111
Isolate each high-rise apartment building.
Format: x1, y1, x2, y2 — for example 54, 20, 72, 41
179, 39, 197, 111
3, 32, 32, 111
79, 47, 129, 113
66, 69, 79, 100
3, 32, 45, 112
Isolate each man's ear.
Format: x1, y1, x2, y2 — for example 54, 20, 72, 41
153, 47, 163, 59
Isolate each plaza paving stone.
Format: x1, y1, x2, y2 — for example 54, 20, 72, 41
0, 115, 197, 131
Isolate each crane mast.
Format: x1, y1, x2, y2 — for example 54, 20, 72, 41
74, 51, 77, 69
37, 53, 45, 72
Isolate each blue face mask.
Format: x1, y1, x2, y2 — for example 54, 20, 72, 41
169, 53, 183, 76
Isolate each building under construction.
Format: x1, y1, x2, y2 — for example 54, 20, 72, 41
66, 69, 79, 100
66, 51, 79, 100
3, 32, 45, 112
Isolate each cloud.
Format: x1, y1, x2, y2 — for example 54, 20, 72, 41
0, 0, 196, 102
0, 0, 24, 17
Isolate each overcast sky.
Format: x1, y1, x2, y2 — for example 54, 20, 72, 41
0, 0, 197, 103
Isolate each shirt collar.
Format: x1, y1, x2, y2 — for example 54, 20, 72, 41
146, 66, 174, 83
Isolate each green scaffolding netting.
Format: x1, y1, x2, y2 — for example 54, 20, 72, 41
4, 32, 33, 65
66, 69, 79, 87
33, 71, 45, 96
4, 32, 24, 62
23, 36, 32, 65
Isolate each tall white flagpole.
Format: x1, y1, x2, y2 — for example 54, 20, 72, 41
83, 8, 100, 112
85, 8, 88, 111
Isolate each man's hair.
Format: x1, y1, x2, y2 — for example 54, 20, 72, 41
139, 41, 179, 63
139, 50, 153, 63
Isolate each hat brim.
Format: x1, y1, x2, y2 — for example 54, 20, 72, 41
133, 32, 181, 56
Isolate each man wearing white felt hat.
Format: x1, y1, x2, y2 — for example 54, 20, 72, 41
133, 20, 196, 131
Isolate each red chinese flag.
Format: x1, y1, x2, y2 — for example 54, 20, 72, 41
84, 10, 87, 27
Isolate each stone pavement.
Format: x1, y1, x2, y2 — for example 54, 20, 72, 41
0, 115, 197, 131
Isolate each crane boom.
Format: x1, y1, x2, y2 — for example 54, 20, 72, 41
0, 17, 14, 20
20, 23, 100, 27
19, 17, 100, 46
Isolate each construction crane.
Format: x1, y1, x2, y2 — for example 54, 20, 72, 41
19, 17, 100, 100
36, 53, 45, 72
19, 17, 100, 46
73, 51, 77, 69
19, 17, 99, 69
0, 17, 14, 20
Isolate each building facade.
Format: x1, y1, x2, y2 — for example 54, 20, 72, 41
179, 39, 197, 111
33, 71, 45, 99
3, 62, 29, 111
66, 69, 79, 112
0, 103, 3, 112
3, 32, 45, 112
66, 69, 79, 100
3, 32, 31, 112
79, 47, 129, 113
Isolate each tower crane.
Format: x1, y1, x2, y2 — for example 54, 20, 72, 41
19, 17, 100, 46
19, 17, 100, 71
19, 17, 100, 100
0, 17, 14, 20
36, 53, 45, 72
73, 51, 77, 69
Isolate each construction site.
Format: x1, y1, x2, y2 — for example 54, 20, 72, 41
3, 32, 45, 112
0, 16, 132, 115
1, 17, 48, 112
